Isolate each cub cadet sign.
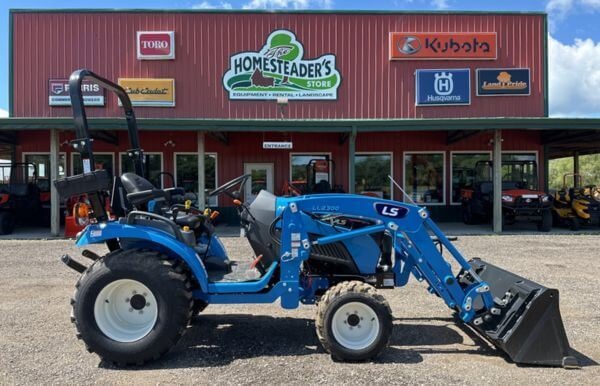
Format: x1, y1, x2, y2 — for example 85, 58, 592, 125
118, 78, 175, 107
223, 30, 341, 100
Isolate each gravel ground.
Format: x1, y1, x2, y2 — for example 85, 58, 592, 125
0, 235, 598, 385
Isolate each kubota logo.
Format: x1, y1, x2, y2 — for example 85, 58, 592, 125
397, 36, 421, 55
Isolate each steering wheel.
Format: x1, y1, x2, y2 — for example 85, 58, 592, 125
208, 174, 251, 199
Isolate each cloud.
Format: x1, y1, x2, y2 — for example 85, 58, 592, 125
242, 0, 333, 10
548, 34, 600, 116
431, 0, 450, 10
546, 0, 600, 31
192, 1, 233, 9
0, 108, 8, 118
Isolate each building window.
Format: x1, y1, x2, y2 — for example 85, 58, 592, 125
404, 153, 445, 204
290, 154, 329, 183
175, 154, 217, 206
502, 153, 536, 162
451, 152, 490, 204
120, 153, 163, 187
72, 153, 114, 179
355, 153, 392, 199
24, 153, 66, 192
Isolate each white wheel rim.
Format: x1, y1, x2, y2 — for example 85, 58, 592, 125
93, 279, 158, 343
331, 301, 380, 351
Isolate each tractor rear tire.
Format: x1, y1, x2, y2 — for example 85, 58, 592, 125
537, 210, 552, 232
191, 299, 208, 315
70, 248, 193, 366
0, 212, 15, 235
316, 281, 392, 362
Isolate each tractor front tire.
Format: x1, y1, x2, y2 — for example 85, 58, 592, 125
316, 281, 392, 362
0, 212, 15, 235
537, 210, 552, 232
70, 249, 193, 366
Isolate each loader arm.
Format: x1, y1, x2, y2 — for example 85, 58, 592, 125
277, 194, 576, 367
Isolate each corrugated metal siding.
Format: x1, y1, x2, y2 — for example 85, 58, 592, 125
12, 12, 545, 119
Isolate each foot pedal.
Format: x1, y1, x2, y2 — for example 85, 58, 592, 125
249, 254, 263, 270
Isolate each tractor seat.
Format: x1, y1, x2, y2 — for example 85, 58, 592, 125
174, 213, 203, 229
121, 173, 166, 207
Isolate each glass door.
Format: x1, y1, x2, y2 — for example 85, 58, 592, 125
243, 163, 274, 204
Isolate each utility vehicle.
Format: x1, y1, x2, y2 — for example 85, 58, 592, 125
0, 163, 43, 234
461, 160, 553, 231
56, 70, 576, 368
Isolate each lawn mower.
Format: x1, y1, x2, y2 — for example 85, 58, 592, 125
461, 160, 553, 231
552, 173, 600, 229
56, 69, 577, 368
0, 162, 43, 235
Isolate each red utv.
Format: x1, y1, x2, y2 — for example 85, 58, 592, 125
461, 160, 552, 232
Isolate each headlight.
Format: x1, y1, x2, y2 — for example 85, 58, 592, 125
541, 195, 551, 202
502, 195, 514, 202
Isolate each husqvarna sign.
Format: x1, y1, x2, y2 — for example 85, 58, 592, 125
223, 29, 341, 100
415, 69, 471, 106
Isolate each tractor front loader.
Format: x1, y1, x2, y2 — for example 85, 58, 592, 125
55, 69, 577, 368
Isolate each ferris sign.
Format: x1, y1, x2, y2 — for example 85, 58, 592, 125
137, 31, 175, 60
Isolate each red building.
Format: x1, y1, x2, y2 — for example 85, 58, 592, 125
1, 9, 599, 231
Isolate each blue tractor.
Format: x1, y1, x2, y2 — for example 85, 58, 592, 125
56, 70, 577, 367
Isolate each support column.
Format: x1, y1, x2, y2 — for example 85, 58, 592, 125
492, 129, 503, 233
348, 127, 357, 194
197, 131, 206, 210
543, 144, 549, 193
573, 151, 580, 187
50, 129, 60, 237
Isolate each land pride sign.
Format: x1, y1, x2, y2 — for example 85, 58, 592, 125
223, 30, 341, 100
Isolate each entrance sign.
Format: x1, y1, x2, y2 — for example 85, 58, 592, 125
263, 142, 293, 149
415, 69, 471, 106
118, 79, 176, 107
137, 31, 175, 60
390, 32, 497, 60
223, 30, 341, 100
48, 79, 105, 106
476, 68, 531, 96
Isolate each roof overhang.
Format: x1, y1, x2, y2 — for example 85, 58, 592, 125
1, 117, 600, 133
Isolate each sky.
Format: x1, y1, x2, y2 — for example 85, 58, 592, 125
1, 0, 600, 117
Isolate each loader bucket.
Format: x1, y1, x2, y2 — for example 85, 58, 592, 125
461, 259, 578, 368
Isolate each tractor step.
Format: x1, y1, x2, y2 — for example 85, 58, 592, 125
207, 260, 262, 283
460, 258, 578, 367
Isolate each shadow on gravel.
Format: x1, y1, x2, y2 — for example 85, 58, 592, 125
104, 314, 502, 369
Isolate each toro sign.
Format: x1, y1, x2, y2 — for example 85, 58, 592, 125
137, 31, 175, 60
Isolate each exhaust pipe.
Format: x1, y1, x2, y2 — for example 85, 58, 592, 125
61, 254, 87, 273
459, 258, 578, 368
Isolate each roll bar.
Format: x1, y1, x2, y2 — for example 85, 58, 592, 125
69, 69, 144, 177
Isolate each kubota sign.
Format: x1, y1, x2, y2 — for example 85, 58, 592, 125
223, 29, 341, 100
389, 32, 497, 60
137, 31, 175, 60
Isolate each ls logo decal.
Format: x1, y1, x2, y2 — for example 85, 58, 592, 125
374, 203, 409, 218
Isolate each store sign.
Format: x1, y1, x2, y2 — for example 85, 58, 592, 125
415, 69, 471, 106
223, 29, 341, 100
48, 79, 105, 106
263, 141, 293, 149
118, 78, 175, 107
137, 31, 175, 60
390, 32, 497, 60
476, 68, 530, 96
